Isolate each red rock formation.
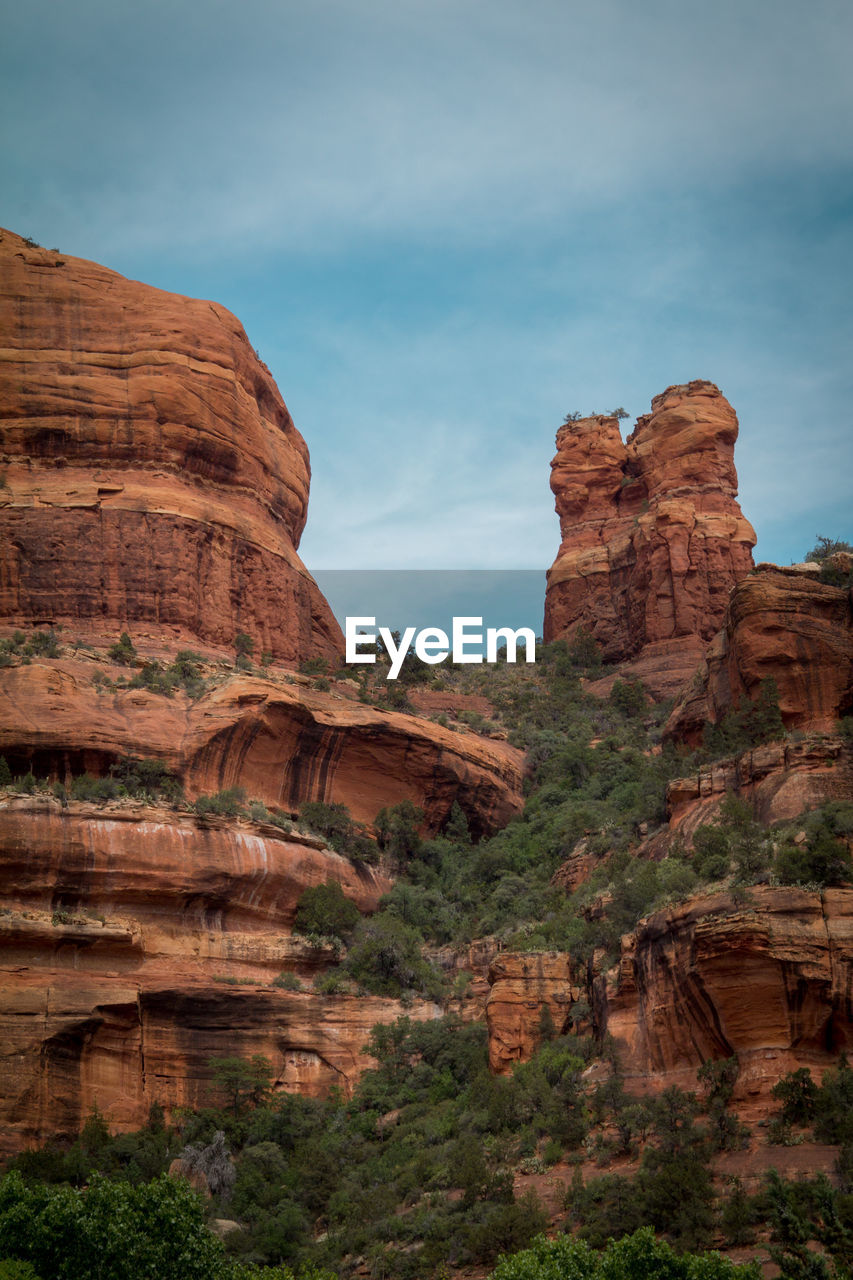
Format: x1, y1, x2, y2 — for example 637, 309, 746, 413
485, 952, 584, 1073
666, 736, 853, 841
0, 794, 449, 1154
0, 228, 341, 664
596, 887, 853, 1114
0, 659, 524, 838
666, 565, 853, 744
545, 382, 756, 696
484, 887, 853, 1117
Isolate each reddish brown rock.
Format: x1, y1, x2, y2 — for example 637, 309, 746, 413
666, 736, 853, 840
0, 659, 524, 838
545, 382, 756, 696
485, 952, 584, 1073
0, 794, 447, 1154
0, 228, 341, 664
596, 887, 853, 1114
666, 565, 853, 744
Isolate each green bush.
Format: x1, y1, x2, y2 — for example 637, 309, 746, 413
343, 914, 444, 999
293, 881, 360, 946
0, 1171, 226, 1280
108, 632, 137, 665
488, 1225, 760, 1279
194, 788, 247, 818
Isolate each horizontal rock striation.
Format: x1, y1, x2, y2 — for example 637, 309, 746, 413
0, 794, 428, 1153
485, 952, 584, 1073
0, 660, 524, 838
0, 228, 341, 663
666, 565, 853, 743
597, 887, 853, 1111
545, 381, 756, 695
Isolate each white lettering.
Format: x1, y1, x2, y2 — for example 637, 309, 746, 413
486, 626, 536, 664
380, 625, 417, 680
415, 627, 450, 664
346, 617, 377, 664
453, 616, 484, 664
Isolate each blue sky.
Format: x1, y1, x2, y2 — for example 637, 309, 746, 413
3, 0, 851, 571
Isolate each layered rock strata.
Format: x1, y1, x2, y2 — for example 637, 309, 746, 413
0, 659, 524, 837
666, 565, 853, 744
0, 228, 341, 663
545, 381, 756, 695
0, 794, 433, 1154
597, 887, 853, 1114
486, 887, 853, 1117
485, 952, 584, 1073
666, 736, 853, 840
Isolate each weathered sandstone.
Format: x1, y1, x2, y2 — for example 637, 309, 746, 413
0, 228, 340, 664
545, 381, 756, 696
0, 659, 525, 837
596, 887, 853, 1113
486, 952, 584, 1073
666, 565, 853, 743
666, 735, 853, 840
0, 794, 444, 1153
486, 887, 853, 1116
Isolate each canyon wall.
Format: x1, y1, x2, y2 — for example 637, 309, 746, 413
545, 381, 756, 695
0, 227, 341, 664
666, 564, 853, 744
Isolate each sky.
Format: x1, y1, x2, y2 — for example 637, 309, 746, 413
3, 0, 852, 575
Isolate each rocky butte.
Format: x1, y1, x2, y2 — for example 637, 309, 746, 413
0, 228, 340, 664
544, 381, 757, 697
0, 229, 524, 1151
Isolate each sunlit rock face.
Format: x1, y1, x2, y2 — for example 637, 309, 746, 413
545, 381, 756, 696
0, 227, 341, 664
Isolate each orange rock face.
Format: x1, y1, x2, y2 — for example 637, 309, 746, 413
0, 659, 524, 838
545, 382, 756, 696
0, 228, 341, 664
666, 565, 853, 743
0, 794, 448, 1154
484, 888, 853, 1116
485, 952, 584, 1073
666, 736, 853, 840
597, 887, 853, 1111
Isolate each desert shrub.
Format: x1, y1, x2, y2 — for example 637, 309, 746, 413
375, 800, 424, 864
343, 914, 444, 999
273, 972, 303, 991
775, 827, 852, 888
108, 632, 137, 665
177, 1130, 235, 1201
489, 1226, 760, 1280
293, 882, 360, 946
194, 788, 247, 818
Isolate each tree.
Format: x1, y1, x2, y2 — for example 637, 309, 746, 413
343, 914, 442, 998
0, 1171, 226, 1280
208, 1055, 273, 1115
805, 537, 852, 563
293, 881, 360, 945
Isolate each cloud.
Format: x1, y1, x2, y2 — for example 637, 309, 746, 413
4, 0, 853, 258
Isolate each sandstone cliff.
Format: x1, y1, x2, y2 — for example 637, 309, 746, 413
0, 228, 341, 664
597, 886, 853, 1115
0, 793, 443, 1154
666, 564, 853, 744
0, 658, 524, 837
485, 886, 853, 1119
545, 381, 756, 695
